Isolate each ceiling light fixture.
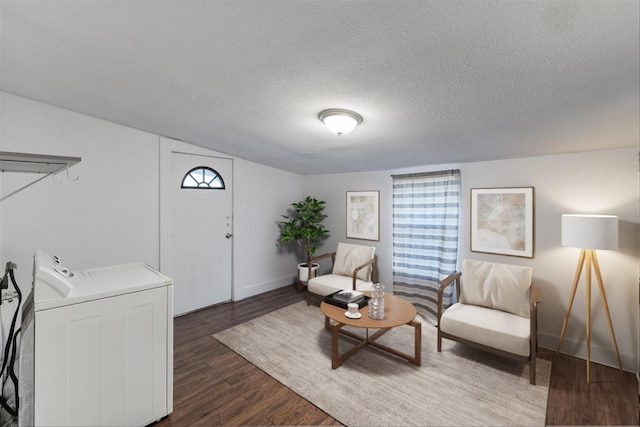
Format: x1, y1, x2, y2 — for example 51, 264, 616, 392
318, 109, 363, 136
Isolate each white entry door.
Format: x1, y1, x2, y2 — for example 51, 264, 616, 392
171, 152, 233, 315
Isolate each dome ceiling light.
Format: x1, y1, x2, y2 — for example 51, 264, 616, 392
318, 109, 363, 136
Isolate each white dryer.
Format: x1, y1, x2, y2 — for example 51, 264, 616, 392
19, 250, 173, 427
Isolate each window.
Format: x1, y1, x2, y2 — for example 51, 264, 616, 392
181, 166, 225, 189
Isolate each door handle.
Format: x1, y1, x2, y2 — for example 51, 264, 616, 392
225, 233, 233, 239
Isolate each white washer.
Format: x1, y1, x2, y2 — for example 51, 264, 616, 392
19, 250, 173, 427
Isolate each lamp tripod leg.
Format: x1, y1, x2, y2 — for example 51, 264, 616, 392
591, 251, 624, 373
585, 251, 592, 382
557, 249, 586, 353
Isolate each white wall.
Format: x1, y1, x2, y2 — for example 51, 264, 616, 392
0, 92, 302, 329
298, 173, 391, 279
0, 92, 161, 279
232, 157, 303, 299
303, 147, 639, 372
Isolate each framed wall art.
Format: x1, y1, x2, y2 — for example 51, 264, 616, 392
346, 190, 380, 241
470, 187, 534, 258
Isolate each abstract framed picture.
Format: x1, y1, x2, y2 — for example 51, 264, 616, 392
346, 190, 380, 241
470, 187, 534, 258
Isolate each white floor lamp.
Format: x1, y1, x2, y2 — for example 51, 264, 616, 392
556, 214, 623, 382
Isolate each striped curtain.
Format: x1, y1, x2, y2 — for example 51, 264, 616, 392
392, 170, 461, 323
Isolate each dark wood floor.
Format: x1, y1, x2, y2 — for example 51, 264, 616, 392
544, 349, 638, 425
156, 285, 638, 426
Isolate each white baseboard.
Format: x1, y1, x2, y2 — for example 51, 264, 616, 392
539, 331, 636, 373
233, 276, 296, 301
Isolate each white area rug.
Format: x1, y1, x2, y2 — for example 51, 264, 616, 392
213, 301, 550, 426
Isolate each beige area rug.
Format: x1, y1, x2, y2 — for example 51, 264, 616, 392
213, 301, 550, 426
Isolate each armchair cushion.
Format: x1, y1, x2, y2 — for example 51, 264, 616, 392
459, 259, 532, 318
308, 275, 374, 297
332, 243, 375, 281
439, 303, 530, 357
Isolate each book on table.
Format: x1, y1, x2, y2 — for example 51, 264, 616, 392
323, 290, 370, 309
333, 290, 363, 303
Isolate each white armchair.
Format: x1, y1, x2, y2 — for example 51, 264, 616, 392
437, 259, 542, 384
306, 242, 377, 304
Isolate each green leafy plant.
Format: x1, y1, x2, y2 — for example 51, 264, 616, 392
279, 196, 330, 266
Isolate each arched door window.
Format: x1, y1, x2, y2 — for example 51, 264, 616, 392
181, 166, 225, 189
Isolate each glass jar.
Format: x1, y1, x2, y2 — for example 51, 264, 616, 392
368, 283, 385, 320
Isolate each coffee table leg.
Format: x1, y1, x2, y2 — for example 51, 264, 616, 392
411, 319, 422, 366
365, 321, 422, 366
327, 318, 422, 368
331, 321, 340, 369
329, 322, 371, 369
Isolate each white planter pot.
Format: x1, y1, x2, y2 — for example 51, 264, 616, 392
297, 263, 319, 284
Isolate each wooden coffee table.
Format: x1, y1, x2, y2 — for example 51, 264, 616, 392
320, 293, 421, 369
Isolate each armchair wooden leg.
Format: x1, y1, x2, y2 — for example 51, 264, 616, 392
437, 329, 442, 352
529, 357, 536, 385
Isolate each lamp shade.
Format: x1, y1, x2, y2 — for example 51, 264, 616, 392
561, 214, 618, 250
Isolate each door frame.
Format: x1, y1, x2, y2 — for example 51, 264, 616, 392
159, 137, 234, 306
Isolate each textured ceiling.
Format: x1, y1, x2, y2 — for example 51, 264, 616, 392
1, 0, 638, 174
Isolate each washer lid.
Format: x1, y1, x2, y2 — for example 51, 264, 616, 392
35, 262, 172, 311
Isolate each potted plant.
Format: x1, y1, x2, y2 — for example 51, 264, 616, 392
278, 196, 330, 286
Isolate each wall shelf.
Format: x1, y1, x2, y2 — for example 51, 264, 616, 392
0, 151, 81, 173
0, 151, 81, 201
